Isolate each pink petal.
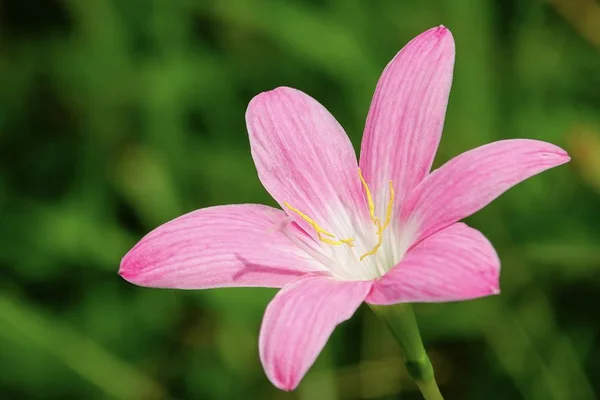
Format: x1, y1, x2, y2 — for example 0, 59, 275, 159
119, 204, 323, 289
367, 223, 500, 304
259, 275, 371, 390
359, 26, 455, 205
246, 87, 369, 239
400, 139, 570, 244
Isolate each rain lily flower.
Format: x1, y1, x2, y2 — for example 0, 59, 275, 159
120, 26, 569, 391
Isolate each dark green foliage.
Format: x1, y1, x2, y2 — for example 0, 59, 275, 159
1, 1, 599, 399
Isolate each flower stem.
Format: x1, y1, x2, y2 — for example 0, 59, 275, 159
369, 304, 444, 400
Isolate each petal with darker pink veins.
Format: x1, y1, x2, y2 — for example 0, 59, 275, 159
246, 87, 369, 238
400, 139, 570, 244
259, 275, 372, 390
120, 204, 323, 289
359, 26, 455, 208
367, 223, 500, 304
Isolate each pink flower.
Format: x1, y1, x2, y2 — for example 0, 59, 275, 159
120, 26, 569, 390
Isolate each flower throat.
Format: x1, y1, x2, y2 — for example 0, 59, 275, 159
284, 169, 394, 260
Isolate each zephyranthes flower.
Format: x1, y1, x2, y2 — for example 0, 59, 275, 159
120, 26, 569, 391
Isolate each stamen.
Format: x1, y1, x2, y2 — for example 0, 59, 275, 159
360, 218, 383, 260
358, 168, 378, 224
284, 202, 354, 247
320, 236, 355, 246
276, 218, 335, 267
358, 170, 395, 261
382, 181, 395, 230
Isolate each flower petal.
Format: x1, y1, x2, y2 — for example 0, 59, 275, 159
359, 26, 455, 206
367, 223, 499, 304
259, 275, 371, 390
119, 204, 323, 289
400, 139, 570, 244
246, 87, 368, 239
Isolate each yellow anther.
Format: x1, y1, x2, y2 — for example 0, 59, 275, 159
283, 202, 335, 238
358, 171, 395, 261
321, 237, 355, 246
284, 202, 354, 247
360, 218, 383, 260
284, 202, 335, 236
358, 168, 377, 224
382, 181, 395, 230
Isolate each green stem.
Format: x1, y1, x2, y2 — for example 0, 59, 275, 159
369, 304, 443, 400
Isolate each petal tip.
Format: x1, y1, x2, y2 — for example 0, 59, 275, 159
488, 281, 501, 296
489, 268, 501, 297
426, 25, 454, 43
118, 252, 143, 284
434, 25, 449, 34
557, 149, 571, 163
541, 144, 571, 166
276, 381, 297, 392
118, 269, 134, 284
118, 264, 132, 282
264, 369, 300, 392
246, 86, 303, 120
414, 25, 454, 58
249, 86, 296, 101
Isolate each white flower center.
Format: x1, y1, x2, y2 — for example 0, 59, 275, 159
281, 170, 415, 281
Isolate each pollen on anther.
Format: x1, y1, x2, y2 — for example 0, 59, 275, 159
358, 170, 395, 260
283, 202, 354, 247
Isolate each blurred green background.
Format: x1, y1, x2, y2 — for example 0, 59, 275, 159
1, 0, 599, 399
